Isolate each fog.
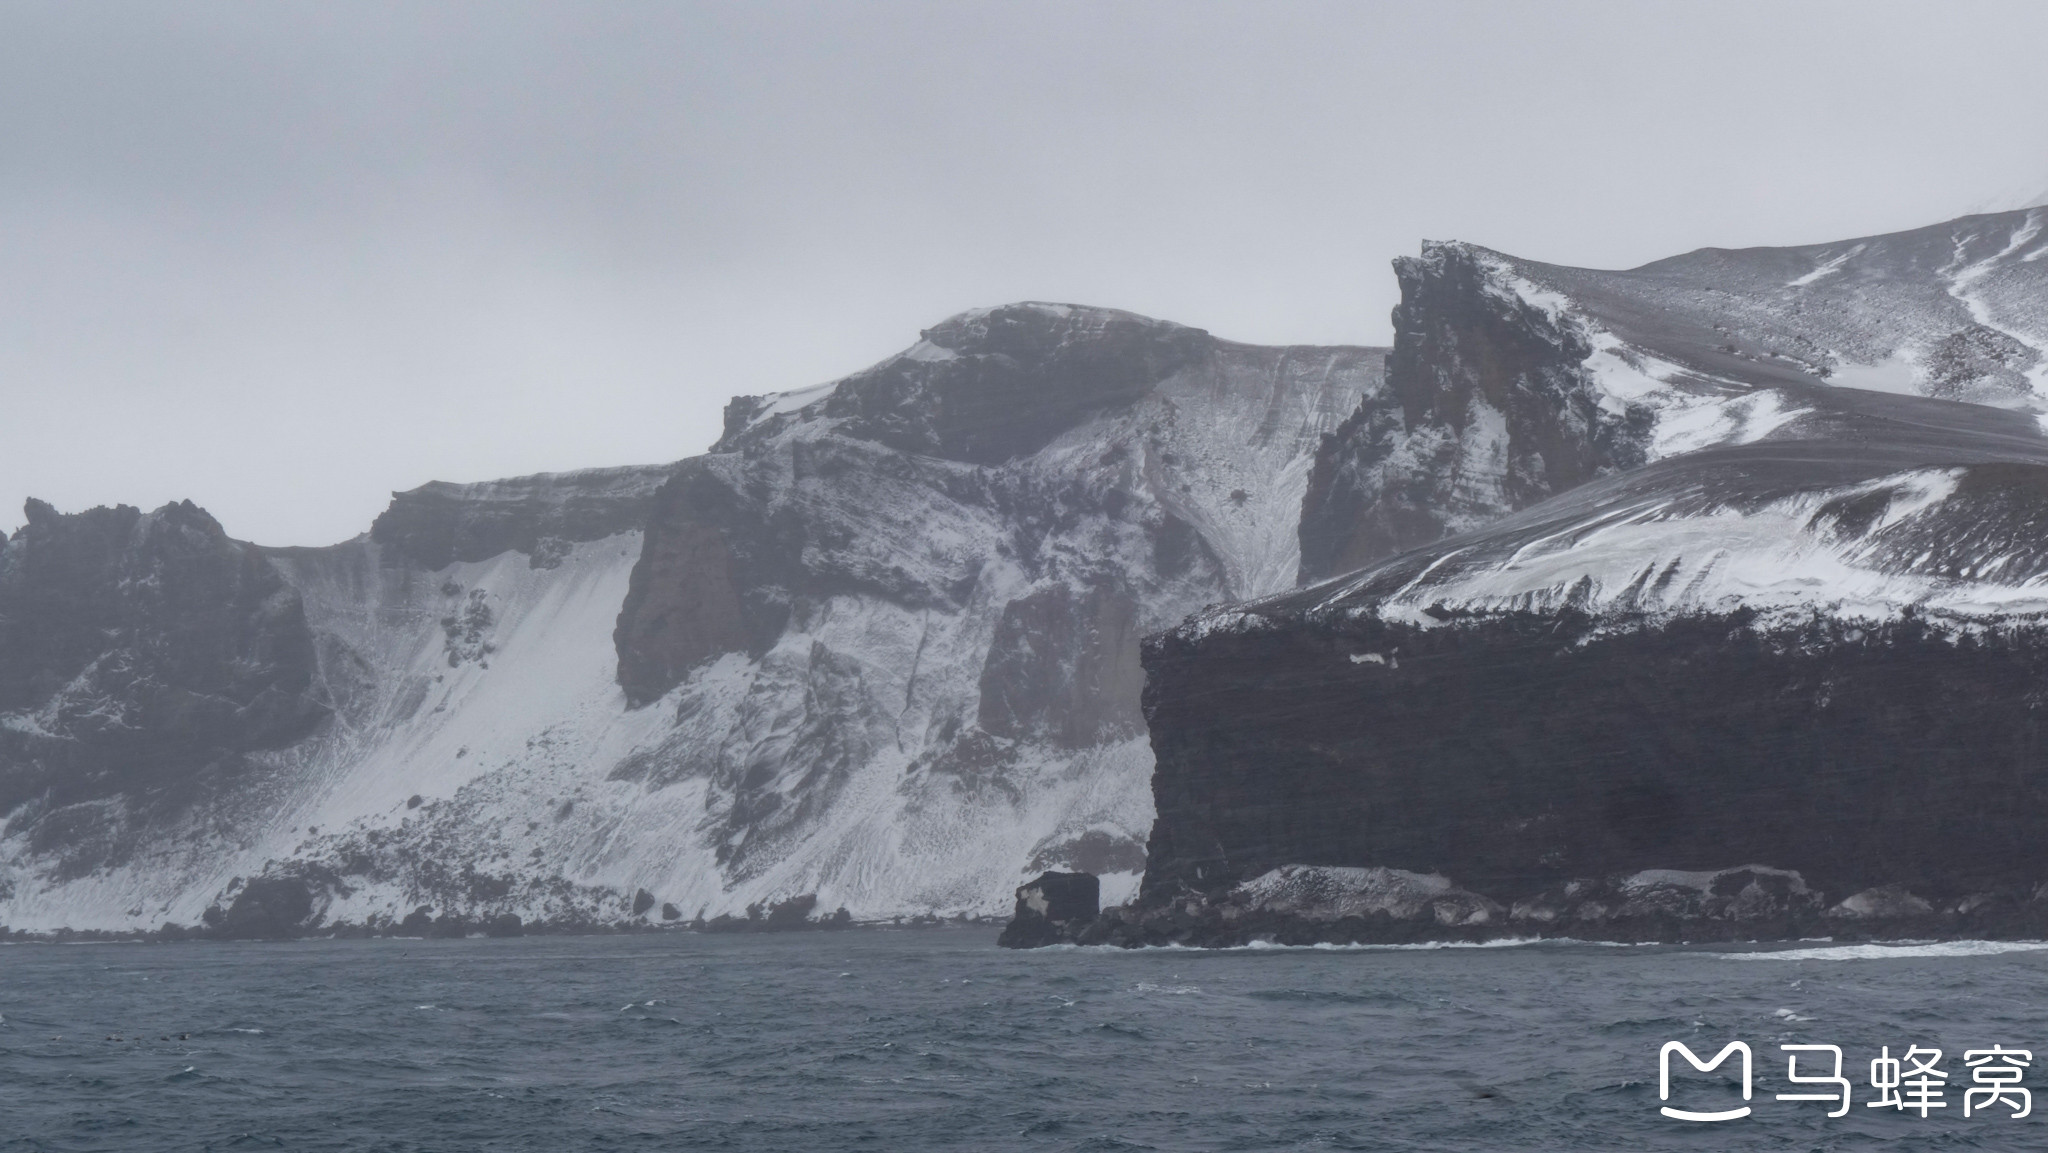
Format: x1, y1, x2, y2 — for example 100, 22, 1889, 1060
6, 0, 2046, 544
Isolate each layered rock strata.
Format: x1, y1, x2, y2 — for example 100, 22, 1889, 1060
1014, 207, 2048, 948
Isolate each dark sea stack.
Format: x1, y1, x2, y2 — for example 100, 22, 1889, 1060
998, 871, 1100, 948
369, 463, 675, 570
0, 498, 326, 872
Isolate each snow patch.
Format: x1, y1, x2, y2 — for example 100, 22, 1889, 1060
1786, 244, 1865, 288
1830, 349, 1922, 396
748, 381, 838, 427
1654, 390, 1805, 457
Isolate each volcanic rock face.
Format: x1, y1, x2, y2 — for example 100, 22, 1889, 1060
369, 464, 675, 571
1299, 208, 2048, 582
21, 207, 2048, 941
1082, 206, 2048, 948
0, 498, 326, 879
603, 303, 1379, 907
1296, 243, 1654, 580
0, 303, 1379, 932
996, 870, 1100, 948
1137, 608, 2048, 929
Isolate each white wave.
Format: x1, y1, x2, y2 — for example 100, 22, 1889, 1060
1720, 940, 2048, 962
1051, 935, 1635, 953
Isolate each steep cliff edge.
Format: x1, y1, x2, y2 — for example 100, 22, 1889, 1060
368, 464, 675, 570
1300, 207, 2048, 582
0, 304, 1383, 934
0, 499, 326, 882
596, 302, 1380, 915
1109, 448, 2048, 945
1039, 209, 2048, 948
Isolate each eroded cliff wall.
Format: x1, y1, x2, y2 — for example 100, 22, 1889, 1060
0, 499, 326, 880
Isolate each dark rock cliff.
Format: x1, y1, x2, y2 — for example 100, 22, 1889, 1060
1024, 210, 2048, 948
369, 463, 675, 570
1139, 610, 2048, 911
607, 301, 1379, 893
1106, 380, 2048, 948
1298, 243, 1655, 582
726, 303, 1216, 465
0, 498, 326, 874
1299, 208, 2048, 584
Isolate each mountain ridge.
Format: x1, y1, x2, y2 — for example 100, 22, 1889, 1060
1045, 207, 2048, 948
14, 206, 2048, 942
0, 301, 1383, 934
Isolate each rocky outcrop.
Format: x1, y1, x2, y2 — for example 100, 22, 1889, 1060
0, 302, 1382, 934
209, 875, 322, 940
0, 498, 326, 875
1012, 209, 2048, 949
603, 303, 1382, 905
369, 463, 675, 570
996, 870, 1099, 948
729, 303, 1216, 465
1298, 243, 1654, 580
1299, 207, 2048, 583
611, 459, 757, 702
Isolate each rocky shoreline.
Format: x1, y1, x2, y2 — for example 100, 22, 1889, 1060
999, 866, 2048, 949
0, 910, 1003, 945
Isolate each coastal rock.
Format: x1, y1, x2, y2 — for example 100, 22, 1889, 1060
996, 870, 1100, 948
0, 498, 327, 877
1085, 208, 2048, 948
213, 877, 322, 940
1829, 885, 1936, 921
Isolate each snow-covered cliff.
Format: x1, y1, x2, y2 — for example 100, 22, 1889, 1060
1299, 207, 2048, 582
0, 303, 1381, 934
1094, 209, 2048, 948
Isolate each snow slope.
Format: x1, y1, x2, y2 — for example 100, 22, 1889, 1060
1299, 208, 2048, 583
0, 304, 1382, 932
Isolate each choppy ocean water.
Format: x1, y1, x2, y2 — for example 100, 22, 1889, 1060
7, 929, 2048, 1150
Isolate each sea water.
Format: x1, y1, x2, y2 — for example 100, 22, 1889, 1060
6, 928, 2048, 1150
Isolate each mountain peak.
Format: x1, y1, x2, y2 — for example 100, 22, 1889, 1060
717, 301, 1215, 464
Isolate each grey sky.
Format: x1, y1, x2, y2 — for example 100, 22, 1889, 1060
6, 1, 2047, 546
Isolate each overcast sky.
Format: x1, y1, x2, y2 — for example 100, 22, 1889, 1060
6, 1, 2048, 546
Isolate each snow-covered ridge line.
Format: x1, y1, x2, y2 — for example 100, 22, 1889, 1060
2, 300, 1385, 934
